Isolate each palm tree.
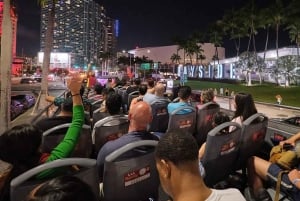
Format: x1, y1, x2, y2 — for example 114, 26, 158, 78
277, 55, 298, 87
0, 0, 13, 132
270, 0, 286, 85
207, 23, 223, 79
285, 0, 300, 69
220, 8, 247, 57
35, 0, 57, 111
259, 7, 273, 64
170, 53, 181, 64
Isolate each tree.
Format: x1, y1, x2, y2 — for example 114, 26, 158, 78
236, 51, 265, 86
207, 23, 223, 79
270, 0, 286, 85
277, 55, 298, 87
0, 0, 13, 133
285, 0, 300, 69
34, 0, 57, 112
259, 6, 273, 64
219, 8, 247, 57
170, 53, 181, 64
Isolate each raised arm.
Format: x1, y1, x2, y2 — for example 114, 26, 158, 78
37, 74, 84, 179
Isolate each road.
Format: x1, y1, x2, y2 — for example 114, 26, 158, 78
215, 96, 300, 119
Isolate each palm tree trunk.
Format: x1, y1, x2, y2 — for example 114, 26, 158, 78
275, 24, 280, 85
36, 0, 55, 111
0, 0, 13, 133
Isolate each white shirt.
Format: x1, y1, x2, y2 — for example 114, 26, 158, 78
205, 188, 246, 201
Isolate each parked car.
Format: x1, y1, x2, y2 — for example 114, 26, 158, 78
20, 77, 36, 84
11, 94, 36, 109
10, 100, 24, 119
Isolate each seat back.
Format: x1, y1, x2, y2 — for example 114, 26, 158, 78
237, 113, 269, 169
167, 106, 196, 134
202, 122, 242, 187
92, 108, 109, 127
195, 102, 220, 146
128, 91, 139, 109
10, 158, 99, 201
90, 99, 103, 115
149, 100, 169, 132
92, 115, 129, 154
42, 124, 92, 158
103, 140, 159, 201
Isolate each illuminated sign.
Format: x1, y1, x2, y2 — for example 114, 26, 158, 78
38, 52, 71, 69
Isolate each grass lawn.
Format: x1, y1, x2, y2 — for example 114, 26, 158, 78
177, 80, 300, 107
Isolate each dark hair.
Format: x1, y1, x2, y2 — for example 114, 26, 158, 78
102, 87, 114, 96
178, 86, 191, 100
27, 175, 97, 201
0, 125, 42, 200
134, 78, 141, 86
138, 84, 148, 95
155, 130, 198, 165
0, 124, 42, 165
94, 84, 103, 95
213, 111, 230, 126
233, 92, 257, 121
147, 78, 155, 88
106, 92, 122, 115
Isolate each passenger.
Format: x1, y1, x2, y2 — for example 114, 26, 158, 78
35, 92, 74, 132
129, 84, 147, 111
167, 85, 192, 114
27, 175, 97, 201
126, 78, 141, 95
230, 92, 257, 130
99, 87, 115, 113
197, 88, 215, 110
247, 132, 300, 201
198, 111, 231, 160
0, 74, 84, 201
143, 83, 170, 105
92, 92, 123, 143
88, 84, 104, 100
155, 130, 246, 201
146, 78, 155, 94
96, 101, 158, 181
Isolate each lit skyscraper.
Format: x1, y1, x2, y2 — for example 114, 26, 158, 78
40, 0, 116, 68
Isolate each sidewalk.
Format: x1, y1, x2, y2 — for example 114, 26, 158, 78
216, 96, 300, 119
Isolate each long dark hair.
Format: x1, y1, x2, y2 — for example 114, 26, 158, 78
233, 92, 257, 121
0, 124, 42, 200
27, 175, 98, 201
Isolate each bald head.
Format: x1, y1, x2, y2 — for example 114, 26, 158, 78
128, 101, 152, 132
154, 83, 165, 97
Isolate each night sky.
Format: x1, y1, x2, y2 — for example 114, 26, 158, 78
15, 0, 291, 57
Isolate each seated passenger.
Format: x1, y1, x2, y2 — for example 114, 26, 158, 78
96, 101, 158, 181
143, 83, 170, 105
27, 175, 97, 201
231, 92, 257, 126
0, 74, 84, 201
198, 111, 230, 160
247, 131, 300, 201
146, 78, 155, 94
126, 78, 141, 95
88, 84, 104, 100
167, 85, 192, 114
155, 130, 246, 201
196, 88, 215, 110
99, 87, 115, 113
35, 93, 74, 132
129, 84, 147, 111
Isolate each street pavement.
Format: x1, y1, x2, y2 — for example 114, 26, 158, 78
215, 96, 300, 119
10, 83, 300, 128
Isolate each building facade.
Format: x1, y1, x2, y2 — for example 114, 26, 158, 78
40, 0, 116, 69
0, 1, 17, 57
